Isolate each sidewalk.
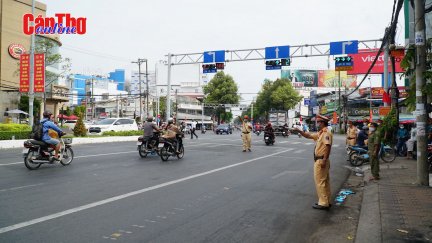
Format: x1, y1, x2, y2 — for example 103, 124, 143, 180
356, 157, 432, 243
0, 136, 140, 149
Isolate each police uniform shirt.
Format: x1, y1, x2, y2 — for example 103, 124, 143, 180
242, 122, 252, 133
310, 127, 333, 157
347, 126, 357, 140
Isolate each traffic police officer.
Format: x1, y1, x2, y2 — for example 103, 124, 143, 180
368, 122, 381, 180
295, 115, 333, 210
241, 115, 253, 152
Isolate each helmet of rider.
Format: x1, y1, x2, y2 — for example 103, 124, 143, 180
267, 122, 272, 127
167, 118, 174, 125
43, 110, 53, 118
146, 116, 153, 122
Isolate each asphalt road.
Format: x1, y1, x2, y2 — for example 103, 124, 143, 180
0, 131, 349, 242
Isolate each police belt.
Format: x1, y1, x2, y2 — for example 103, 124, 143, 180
242, 131, 250, 134
314, 155, 324, 161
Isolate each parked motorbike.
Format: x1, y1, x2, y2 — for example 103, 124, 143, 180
137, 132, 161, 158
264, 132, 275, 146
159, 136, 184, 161
349, 143, 396, 166
23, 135, 74, 170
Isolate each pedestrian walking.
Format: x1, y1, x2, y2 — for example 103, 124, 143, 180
294, 115, 333, 210
241, 115, 252, 152
190, 120, 198, 139
346, 121, 358, 146
368, 122, 381, 180
396, 124, 408, 156
406, 124, 417, 159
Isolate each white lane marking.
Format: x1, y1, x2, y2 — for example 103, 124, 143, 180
333, 144, 340, 148
0, 183, 45, 193
0, 148, 292, 234
305, 142, 314, 145
271, 170, 306, 179
278, 141, 289, 144
0, 162, 22, 166
291, 142, 301, 144
74, 151, 136, 158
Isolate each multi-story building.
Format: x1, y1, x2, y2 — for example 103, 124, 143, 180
0, 0, 68, 122
109, 69, 125, 91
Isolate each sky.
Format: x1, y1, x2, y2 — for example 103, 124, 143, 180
39, 0, 406, 103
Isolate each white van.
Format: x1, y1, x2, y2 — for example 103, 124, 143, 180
88, 118, 138, 134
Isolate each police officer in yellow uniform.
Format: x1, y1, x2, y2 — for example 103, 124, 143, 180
241, 115, 253, 152
294, 115, 333, 210
346, 120, 357, 146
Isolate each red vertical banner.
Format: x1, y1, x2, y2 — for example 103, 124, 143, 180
332, 111, 337, 124
34, 53, 45, 92
19, 54, 30, 92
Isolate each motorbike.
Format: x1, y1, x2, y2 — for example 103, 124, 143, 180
23, 135, 74, 170
349, 143, 396, 166
137, 132, 161, 158
255, 130, 261, 136
264, 132, 275, 146
158, 135, 184, 161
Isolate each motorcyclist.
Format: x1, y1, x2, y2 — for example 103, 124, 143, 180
41, 111, 65, 160
356, 126, 369, 148
163, 118, 181, 154
142, 116, 160, 151
264, 122, 275, 142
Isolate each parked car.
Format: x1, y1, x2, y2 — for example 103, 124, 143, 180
215, 124, 232, 135
63, 120, 77, 129
88, 118, 138, 134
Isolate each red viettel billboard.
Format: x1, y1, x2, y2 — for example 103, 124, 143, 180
348, 49, 404, 75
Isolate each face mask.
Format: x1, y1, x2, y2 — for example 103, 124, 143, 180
377, 123, 381, 126
369, 127, 376, 132
399, 126, 403, 129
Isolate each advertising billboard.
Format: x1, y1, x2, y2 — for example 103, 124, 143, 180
347, 49, 404, 75
281, 70, 318, 87
317, 70, 357, 88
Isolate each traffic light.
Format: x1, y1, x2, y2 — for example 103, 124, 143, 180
202, 64, 216, 73
215, 62, 224, 70
281, 58, 290, 66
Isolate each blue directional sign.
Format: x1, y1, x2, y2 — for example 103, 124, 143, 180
203, 50, 225, 63
265, 46, 290, 59
304, 99, 310, 106
330, 40, 359, 55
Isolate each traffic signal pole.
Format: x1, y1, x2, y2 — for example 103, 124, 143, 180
28, 0, 35, 127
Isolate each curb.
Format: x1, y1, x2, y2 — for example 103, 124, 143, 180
355, 170, 382, 243
0, 136, 140, 149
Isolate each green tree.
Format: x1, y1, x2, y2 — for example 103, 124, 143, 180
151, 96, 175, 121
73, 114, 87, 137
73, 105, 86, 117
255, 78, 302, 119
18, 95, 41, 120
35, 37, 71, 87
203, 72, 240, 123
401, 41, 432, 111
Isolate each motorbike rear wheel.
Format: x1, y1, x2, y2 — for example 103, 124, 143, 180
24, 150, 41, 170
60, 147, 74, 166
160, 146, 169, 161
138, 145, 148, 158
380, 146, 396, 163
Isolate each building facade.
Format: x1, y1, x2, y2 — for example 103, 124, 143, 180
109, 69, 125, 91
0, 0, 69, 122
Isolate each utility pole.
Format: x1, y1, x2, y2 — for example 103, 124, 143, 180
145, 60, 149, 117
414, 0, 429, 186
132, 58, 146, 121
166, 54, 172, 121
383, 28, 390, 107
91, 77, 95, 119
28, 0, 35, 127
338, 71, 341, 131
